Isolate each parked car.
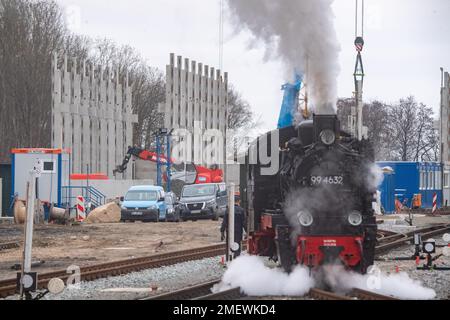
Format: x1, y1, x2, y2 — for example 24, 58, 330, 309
179, 183, 227, 221
120, 185, 167, 222
165, 192, 182, 222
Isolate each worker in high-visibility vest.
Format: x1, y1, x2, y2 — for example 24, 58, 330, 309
395, 197, 403, 213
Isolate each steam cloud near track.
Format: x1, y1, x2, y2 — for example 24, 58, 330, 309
322, 264, 436, 300
216, 256, 436, 300
214, 255, 315, 296
226, 0, 341, 114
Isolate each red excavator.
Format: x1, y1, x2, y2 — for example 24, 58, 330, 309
113, 146, 223, 185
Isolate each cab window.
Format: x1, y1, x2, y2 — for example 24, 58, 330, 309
218, 184, 227, 196
125, 190, 158, 201
182, 184, 216, 197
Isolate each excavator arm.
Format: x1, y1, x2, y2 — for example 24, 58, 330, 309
114, 146, 223, 184
113, 146, 167, 175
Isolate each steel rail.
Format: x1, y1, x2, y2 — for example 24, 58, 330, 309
0, 244, 227, 298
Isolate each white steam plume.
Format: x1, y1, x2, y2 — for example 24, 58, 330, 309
322, 265, 436, 300
214, 255, 315, 296
227, 0, 341, 114
215, 256, 435, 300
366, 163, 384, 192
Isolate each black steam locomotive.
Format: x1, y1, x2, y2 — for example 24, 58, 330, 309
240, 115, 377, 274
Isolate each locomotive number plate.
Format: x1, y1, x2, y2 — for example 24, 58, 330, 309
310, 175, 344, 185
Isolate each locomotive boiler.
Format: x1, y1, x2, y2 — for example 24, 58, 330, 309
240, 114, 378, 274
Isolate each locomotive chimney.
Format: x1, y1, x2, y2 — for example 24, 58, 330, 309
313, 114, 340, 145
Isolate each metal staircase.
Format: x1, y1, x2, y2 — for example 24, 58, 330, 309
62, 185, 106, 209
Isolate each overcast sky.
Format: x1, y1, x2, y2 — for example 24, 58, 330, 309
56, 0, 450, 133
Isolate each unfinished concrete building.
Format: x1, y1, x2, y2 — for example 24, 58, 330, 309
51, 53, 138, 179
162, 53, 228, 168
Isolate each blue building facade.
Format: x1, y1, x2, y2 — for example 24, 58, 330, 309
377, 162, 442, 214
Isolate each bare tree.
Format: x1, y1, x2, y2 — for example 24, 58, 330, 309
386, 96, 439, 161
226, 86, 259, 154
363, 100, 391, 160
62, 34, 91, 61
412, 102, 438, 161
227, 86, 254, 130
131, 64, 165, 149
0, 0, 66, 163
88, 39, 165, 149
387, 97, 418, 161
0, 4, 166, 163
337, 96, 438, 162
0, 0, 252, 164
337, 98, 391, 160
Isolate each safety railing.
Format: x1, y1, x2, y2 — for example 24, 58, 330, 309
62, 186, 106, 209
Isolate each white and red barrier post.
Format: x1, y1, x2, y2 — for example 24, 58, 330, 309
432, 193, 437, 215
76, 196, 86, 222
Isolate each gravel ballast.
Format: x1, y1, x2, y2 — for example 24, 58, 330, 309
376, 233, 450, 300
2, 256, 226, 300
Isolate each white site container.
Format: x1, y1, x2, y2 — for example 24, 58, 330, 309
11, 148, 70, 207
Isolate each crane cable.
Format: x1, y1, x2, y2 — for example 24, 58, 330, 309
219, 0, 224, 71
355, 0, 364, 39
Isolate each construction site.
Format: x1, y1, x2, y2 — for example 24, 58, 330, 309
0, 0, 450, 310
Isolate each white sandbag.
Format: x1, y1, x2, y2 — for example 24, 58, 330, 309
13, 200, 26, 224
84, 202, 121, 224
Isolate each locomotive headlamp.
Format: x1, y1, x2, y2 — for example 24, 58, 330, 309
298, 211, 313, 227
319, 129, 336, 145
348, 211, 362, 226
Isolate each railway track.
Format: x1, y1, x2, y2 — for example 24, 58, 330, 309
350, 288, 398, 300
308, 288, 353, 300
145, 282, 397, 301
0, 243, 227, 298
308, 287, 398, 300
143, 225, 449, 301
1, 224, 447, 299
375, 223, 450, 254
376, 229, 402, 240
143, 279, 243, 300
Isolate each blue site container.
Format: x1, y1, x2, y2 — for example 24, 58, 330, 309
377, 162, 442, 214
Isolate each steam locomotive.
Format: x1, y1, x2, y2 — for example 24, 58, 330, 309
240, 114, 377, 274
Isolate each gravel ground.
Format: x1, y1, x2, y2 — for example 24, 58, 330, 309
376, 231, 450, 300
2, 215, 448, 300
3, 256, 226, 300
376, 247, 450, 300
0, 220, 223, 280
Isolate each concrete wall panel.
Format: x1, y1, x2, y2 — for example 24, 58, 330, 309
164, 53, 228, 169
51, 53, 138, 179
